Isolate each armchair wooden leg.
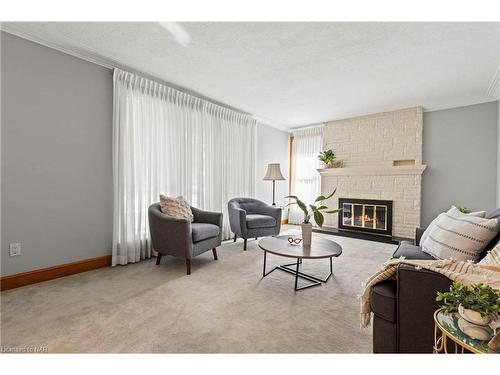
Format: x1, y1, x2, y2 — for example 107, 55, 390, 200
234, 234, 237, 242
156, 253, 162, 265
212, 248, 218, 260
244, 239, 247, 251
186, 258, 191, 275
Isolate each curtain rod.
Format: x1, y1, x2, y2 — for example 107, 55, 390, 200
114, 67, 289, 130
114, 68, 254, 118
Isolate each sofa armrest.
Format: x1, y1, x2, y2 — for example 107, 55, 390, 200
415, 227, 426, 246
396, 264, 452, 353
148, 206, 193, 258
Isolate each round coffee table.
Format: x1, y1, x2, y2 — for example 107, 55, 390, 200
258, 235, 342, 291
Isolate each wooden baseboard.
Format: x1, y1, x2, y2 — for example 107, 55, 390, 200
281, 219, 289, 225
0, 255, 112, 291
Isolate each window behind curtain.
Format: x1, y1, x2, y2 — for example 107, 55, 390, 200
289, 125, 324, 225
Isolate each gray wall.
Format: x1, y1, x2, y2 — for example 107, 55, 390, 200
1, 32, 113, 276
255, 123, 290, 213
422, 101, 498, 226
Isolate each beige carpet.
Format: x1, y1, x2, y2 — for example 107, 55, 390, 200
0, 228, 396, 353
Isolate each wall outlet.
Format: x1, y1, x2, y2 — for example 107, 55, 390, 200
9, 243, 21, 257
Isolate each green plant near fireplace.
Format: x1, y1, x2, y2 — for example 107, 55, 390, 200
285, 189, 341, 227
285, 189, 342, 246
318, 149, 336, 168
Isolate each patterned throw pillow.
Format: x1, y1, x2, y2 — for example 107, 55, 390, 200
159, 194, 194, 222
479, 242, 500, 267
421, 206, 500, 262
420, 207, 486, 245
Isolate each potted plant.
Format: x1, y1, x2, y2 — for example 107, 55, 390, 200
285, 189, 341, 246
436, 282, 500, 325
318, 149, 336, 168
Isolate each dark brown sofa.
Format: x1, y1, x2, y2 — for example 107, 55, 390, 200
371, 208, 500, 353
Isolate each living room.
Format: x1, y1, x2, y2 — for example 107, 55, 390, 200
1, 1, 500, 373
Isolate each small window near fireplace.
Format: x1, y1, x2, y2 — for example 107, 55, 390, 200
338, 198, 393, 237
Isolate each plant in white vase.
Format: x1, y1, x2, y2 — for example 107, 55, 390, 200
285, 189, 341, 246
436, 281, 500, 340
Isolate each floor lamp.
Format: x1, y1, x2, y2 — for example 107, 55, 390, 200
263, 163, 286, 206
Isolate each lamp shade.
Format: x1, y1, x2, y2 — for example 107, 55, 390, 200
263, 163, 285, 181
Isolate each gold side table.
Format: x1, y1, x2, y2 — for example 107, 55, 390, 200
433, 308, 490, 354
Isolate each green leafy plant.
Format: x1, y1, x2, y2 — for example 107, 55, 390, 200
285, 189, 342, 226
458, 206, 471, 214
436, 281, 500, 319
318, 149, 336, 167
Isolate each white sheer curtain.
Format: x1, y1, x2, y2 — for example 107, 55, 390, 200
112, 69, 256, 266
289, 125, 324, 224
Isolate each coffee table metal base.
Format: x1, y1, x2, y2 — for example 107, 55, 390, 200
262, 251, 333, 291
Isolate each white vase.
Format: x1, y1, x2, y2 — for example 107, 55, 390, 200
301, 222, 312, 246
458, 304, 491, 326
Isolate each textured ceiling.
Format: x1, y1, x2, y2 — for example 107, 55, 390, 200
2, 22, 500, 128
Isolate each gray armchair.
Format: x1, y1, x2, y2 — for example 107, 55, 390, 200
228, 197, 282, 250
148, 203, 223, 274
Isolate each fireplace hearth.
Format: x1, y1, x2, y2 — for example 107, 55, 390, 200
338, 198, 393, 237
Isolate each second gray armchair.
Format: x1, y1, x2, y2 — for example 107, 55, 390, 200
228, 197, 282, 250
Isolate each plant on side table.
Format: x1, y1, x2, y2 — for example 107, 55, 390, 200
436, 281, 500, 340
285, 189, 341, 246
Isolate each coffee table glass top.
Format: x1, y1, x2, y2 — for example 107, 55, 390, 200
258, 235, 342, 259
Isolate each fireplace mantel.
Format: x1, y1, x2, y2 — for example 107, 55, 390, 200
317, 164, 426, 177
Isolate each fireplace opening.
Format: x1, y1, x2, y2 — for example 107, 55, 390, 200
338, 198, 393, 237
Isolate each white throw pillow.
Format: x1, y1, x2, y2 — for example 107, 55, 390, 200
421, 206, 499, 262
159, 195, 194, 222
420, 207, 486, 245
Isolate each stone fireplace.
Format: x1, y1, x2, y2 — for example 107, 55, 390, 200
318, 107, 426, 239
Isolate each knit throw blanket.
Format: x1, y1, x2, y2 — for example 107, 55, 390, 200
360, 259, 500, 328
